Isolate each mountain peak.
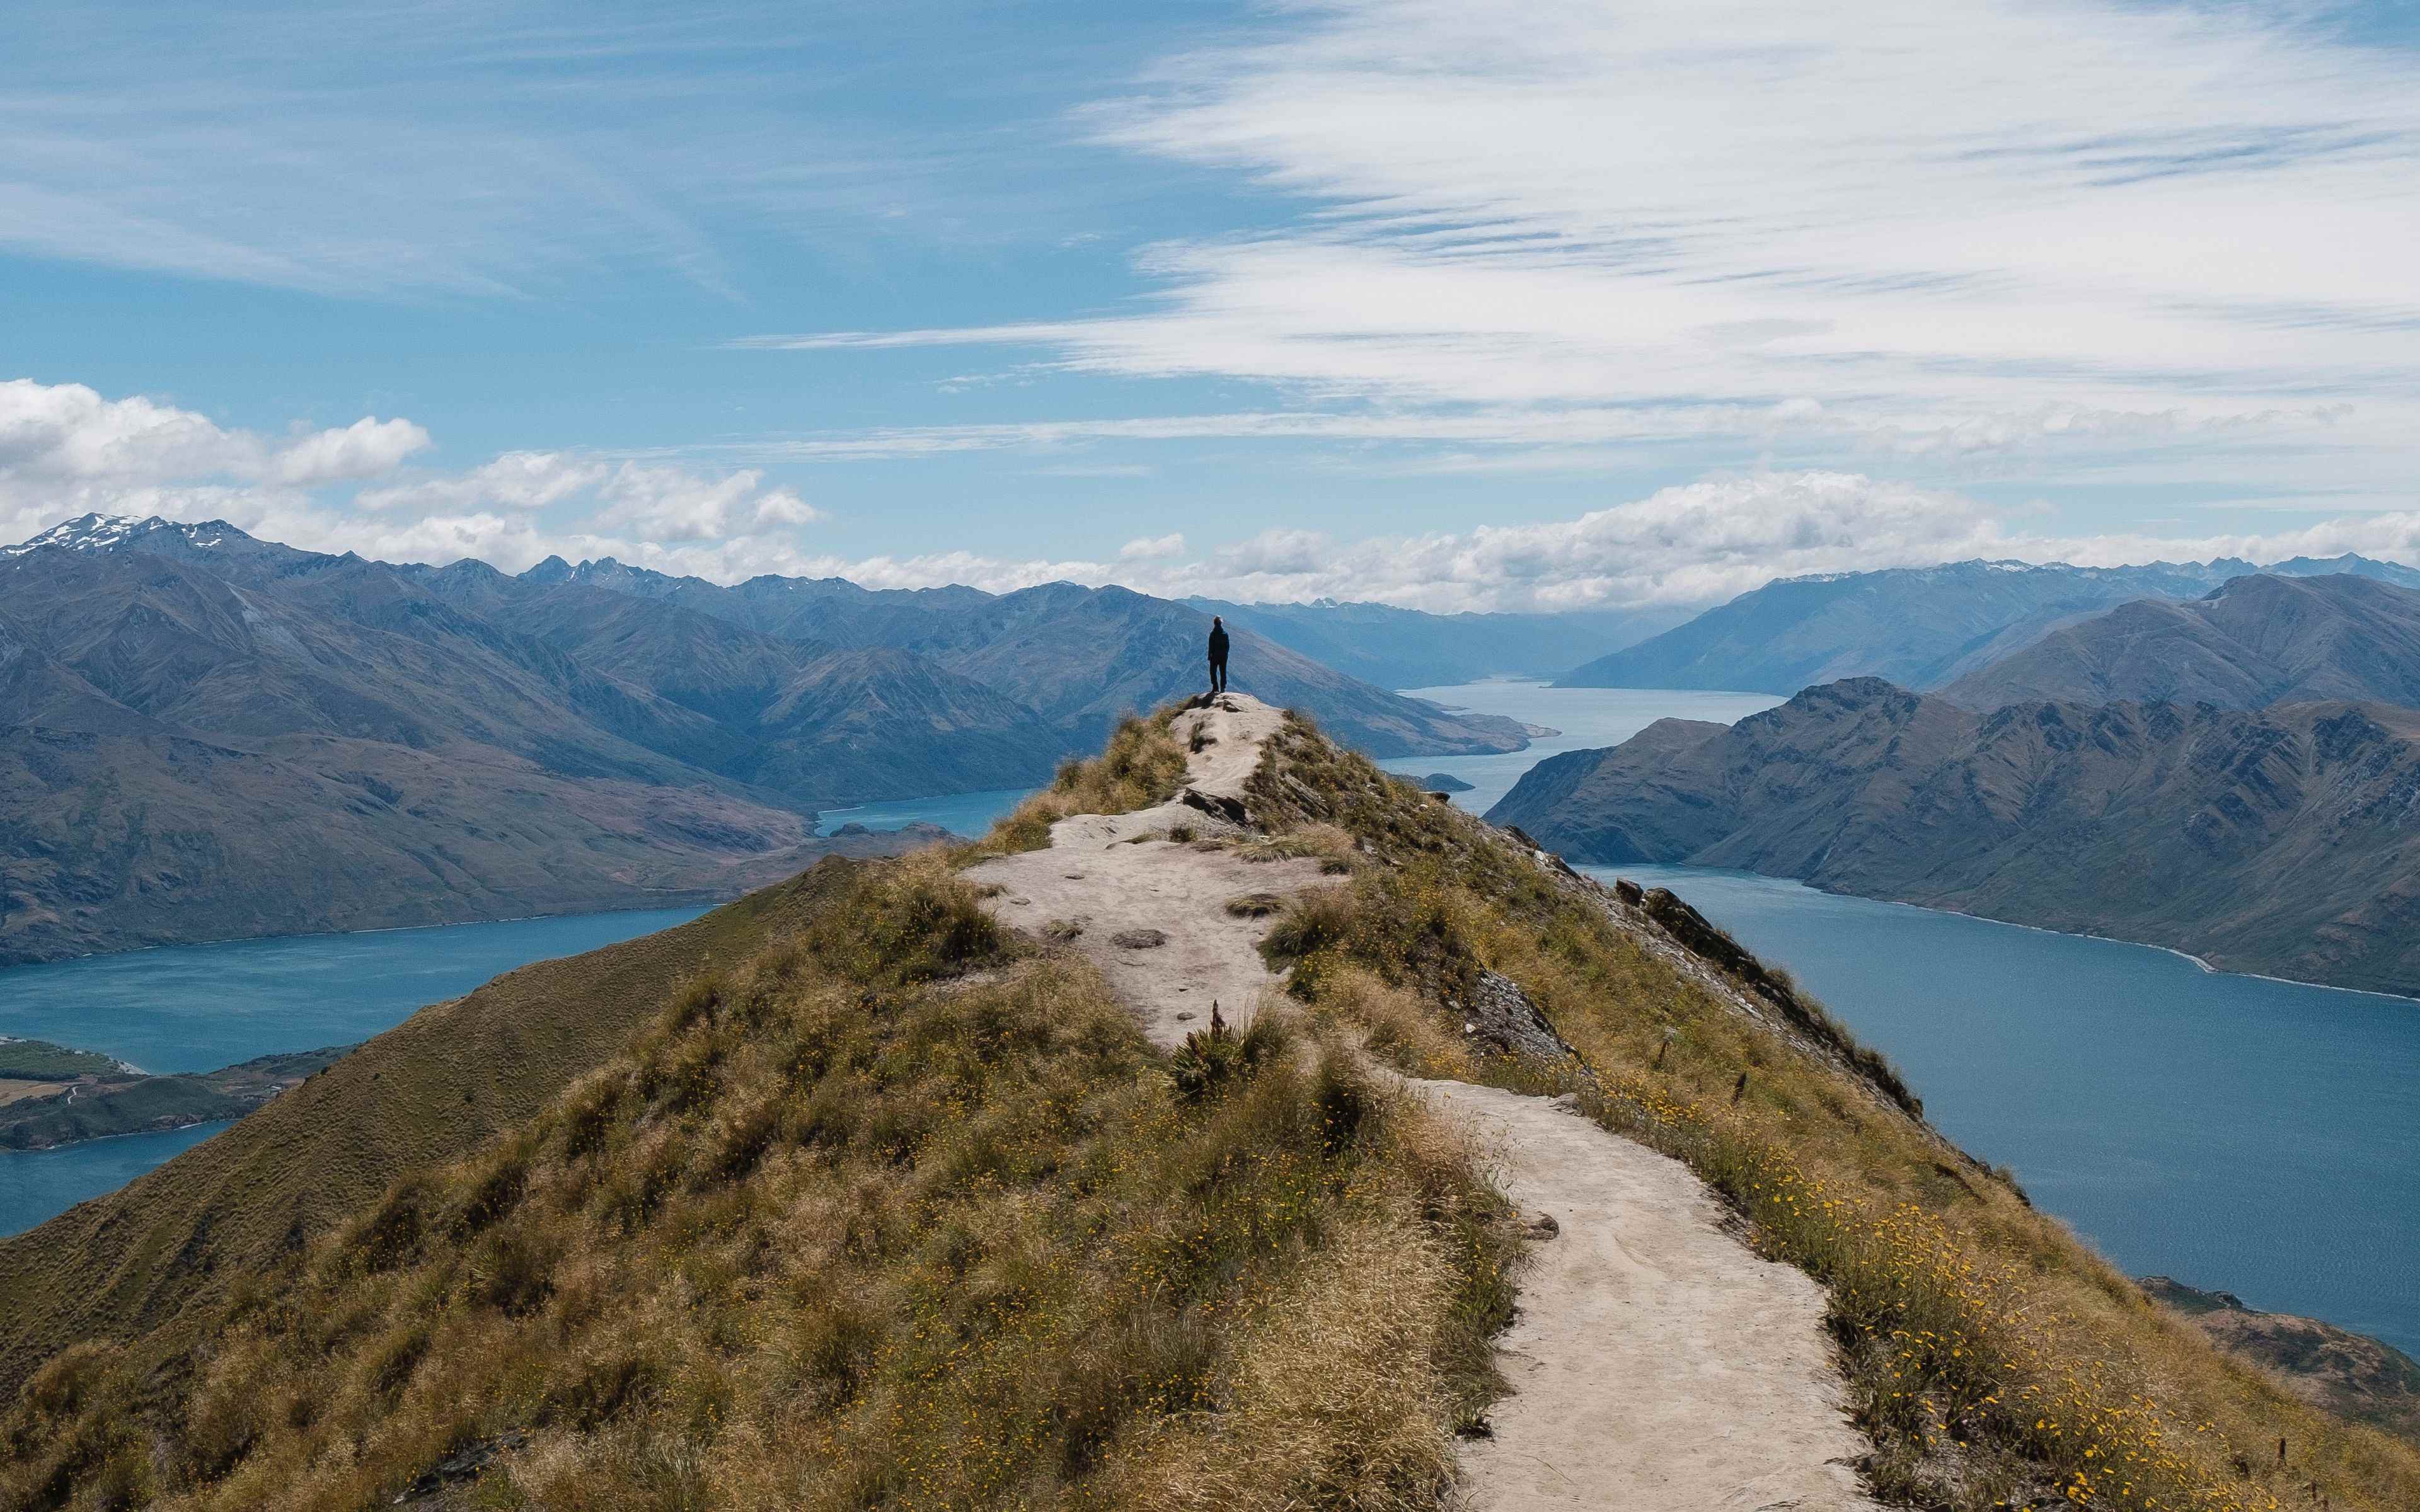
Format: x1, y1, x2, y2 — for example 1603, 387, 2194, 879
1, 513, 256, 560
520, 554, 574, 584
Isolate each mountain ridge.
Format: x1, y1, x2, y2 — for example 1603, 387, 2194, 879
1488, 676, 2420, 995
1940, 572, 2420, 713
0, 515, 1528, 963
1557, 555, 2420, 694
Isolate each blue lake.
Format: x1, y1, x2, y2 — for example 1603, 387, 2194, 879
1376, 680, 1785, 816
0, 906, 706, 1236
1397, 682, 2420, 1358
8, 682, 2417, 1364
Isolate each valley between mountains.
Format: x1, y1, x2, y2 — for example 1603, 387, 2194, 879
1497, 569, 2420, 997
0, 514, 1530, 965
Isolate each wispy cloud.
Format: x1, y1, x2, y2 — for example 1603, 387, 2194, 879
0, 4, 1084, 297
737, 0, 2420, 495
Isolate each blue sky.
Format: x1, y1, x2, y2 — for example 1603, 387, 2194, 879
3, 0, 2417, 610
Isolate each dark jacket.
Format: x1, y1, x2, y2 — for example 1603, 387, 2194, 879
1207, 624, 1230, 662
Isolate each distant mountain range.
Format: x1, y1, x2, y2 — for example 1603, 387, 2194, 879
1556, 556, 2420, 695
1184, 596, 1675, 690
509, 555, 1535, 757
0, 514, 1530, 963
1490, 675, 2420, 995
1939, 572, 2420, 713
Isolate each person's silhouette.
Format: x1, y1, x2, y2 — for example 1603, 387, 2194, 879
1207, 616, 1230, 694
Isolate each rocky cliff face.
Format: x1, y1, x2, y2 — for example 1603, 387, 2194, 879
1489, 677, 2420, 995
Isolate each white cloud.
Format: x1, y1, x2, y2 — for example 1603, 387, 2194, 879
594, 463, 821, 542
0, 377, 430, 545
356, 451, 606, 513
269, 416, 431, 484
740, 0, 2420, 500
357, 450, 820, 546
1120, 532, 1185, 559
12, 448, 2420, 614
0, 379, 826, 582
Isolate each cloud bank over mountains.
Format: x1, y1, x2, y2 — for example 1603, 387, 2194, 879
10, 375, 2420, 612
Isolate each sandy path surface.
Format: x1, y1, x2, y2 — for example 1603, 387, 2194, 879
964, 695, 1328, 1047
970, 696, 1880, 1506
1421, 1080, 1882, 1511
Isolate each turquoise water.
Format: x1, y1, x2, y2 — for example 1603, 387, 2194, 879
814, 786, 1034, 839
0, 906, 706, 1236
1599, 866, 2420, 1358
11, 684, 2416, 1365
1376, 680, 1785, 815
1396, 682, 2420, 1356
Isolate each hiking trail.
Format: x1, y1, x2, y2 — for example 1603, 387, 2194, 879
965, 694, 1882, 1510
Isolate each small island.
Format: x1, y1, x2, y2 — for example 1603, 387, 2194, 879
1419, 772, 1477, 792
0, 1036, 354, 1150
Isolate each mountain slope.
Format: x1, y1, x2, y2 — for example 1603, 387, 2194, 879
1489, 677, 2420, 995
1940, 573, 2420, 713
0, 523, 1016, 962
1557, 556, 2420, 695
5, 704, 2413, 1510
545, 559, 1534, 756
0, 871, 868, 1394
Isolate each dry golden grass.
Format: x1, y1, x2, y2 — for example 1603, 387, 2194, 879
0, 869, 861, 1405
1253, 712, 2420, 1512
969, 710, 1190, 856
2, 848, 1519, 1512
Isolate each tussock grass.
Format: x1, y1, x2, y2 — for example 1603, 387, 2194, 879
972, 711, 1190, 856
1223, 893, 1287, 919
3, 850, 1519, 1512
1233, 822, 1358, 874
1255, 713, 2420, 1512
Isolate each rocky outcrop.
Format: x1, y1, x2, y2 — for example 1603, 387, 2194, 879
1451, 968, 1589, 1075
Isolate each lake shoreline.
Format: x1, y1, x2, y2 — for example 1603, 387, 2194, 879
1604, 864, 2420, 1006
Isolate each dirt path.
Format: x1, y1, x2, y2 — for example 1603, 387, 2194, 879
1424, 1080, 1881, 1511
964, 695, 1327, 1047
967, 696, 1880, 1507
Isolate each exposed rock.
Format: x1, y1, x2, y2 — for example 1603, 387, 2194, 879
1109, 927, 1169, 949
1453, 968, 1589, 1074
391, 1429, 529, 1507
1179, 786, 1249, 827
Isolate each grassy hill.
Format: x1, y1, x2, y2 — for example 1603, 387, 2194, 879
5, 707, 2415, 1510
0, 878, 856, 1393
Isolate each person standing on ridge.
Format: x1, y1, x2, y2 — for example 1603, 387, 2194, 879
1207, 616, 1230, 694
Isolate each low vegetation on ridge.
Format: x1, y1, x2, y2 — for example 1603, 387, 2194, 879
1248, 710, 2420, 1511
3, 849, 1516, 1511
7, 701, 2416, 1512
971, 710, 1192, 856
